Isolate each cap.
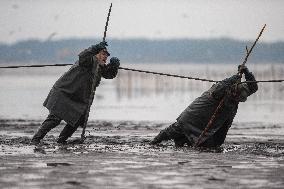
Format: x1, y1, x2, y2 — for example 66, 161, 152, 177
92, 43, 110, 56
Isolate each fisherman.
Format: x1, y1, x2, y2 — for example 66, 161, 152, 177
30, 42, 120, 145
150, 65, 258, 148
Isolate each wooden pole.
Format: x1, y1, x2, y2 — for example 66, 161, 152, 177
103, 3, 112, 42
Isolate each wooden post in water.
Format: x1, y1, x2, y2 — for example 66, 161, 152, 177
127, 70, 132, 99
280, 67, 284, 100
155, 75, 159, 96
116, 70, 121, 101
270, 64, 276, 100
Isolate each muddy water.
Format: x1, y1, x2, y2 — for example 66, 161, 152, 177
0, 119, 284, 189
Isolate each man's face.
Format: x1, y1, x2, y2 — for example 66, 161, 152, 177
236, 84, 249, 102
237, 90, 248, 102
95, 49, 109, 65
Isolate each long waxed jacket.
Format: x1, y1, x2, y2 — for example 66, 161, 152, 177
176, 71, 258, 147
43, 52, 118, 126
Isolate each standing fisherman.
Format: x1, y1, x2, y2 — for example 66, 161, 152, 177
30, 4, 119, 145
30, 42, 120, 145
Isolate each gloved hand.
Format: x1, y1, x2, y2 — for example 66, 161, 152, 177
238, 64, 249, 74
78, 41, 109, 66
109, 57, 120, 68
91, 41, 108, 54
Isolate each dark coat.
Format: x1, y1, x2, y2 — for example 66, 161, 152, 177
43, 55, 118, 126
176, 72, 258, 147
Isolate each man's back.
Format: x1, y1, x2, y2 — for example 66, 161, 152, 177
150, 67, 258, 148
177, 75, 240, 146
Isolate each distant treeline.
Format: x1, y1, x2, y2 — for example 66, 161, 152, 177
0, 38, 283, 64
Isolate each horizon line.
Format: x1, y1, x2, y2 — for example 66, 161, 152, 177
1, 36, 284, 45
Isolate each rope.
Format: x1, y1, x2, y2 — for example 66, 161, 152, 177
118, 67, 218, 82
0, 64, 72, 68
241, 80, 284, 83
0, 64, 283, 83
119, 68, 284, 83
0, 64, 218, 82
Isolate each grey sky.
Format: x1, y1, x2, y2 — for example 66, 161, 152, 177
0, 0, 283, 43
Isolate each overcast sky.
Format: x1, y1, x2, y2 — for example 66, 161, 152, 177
0, 0, 283, 43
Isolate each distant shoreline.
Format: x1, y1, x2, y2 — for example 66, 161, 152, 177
0, 38, 283, 64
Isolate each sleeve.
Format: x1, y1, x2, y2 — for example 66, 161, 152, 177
244, 71, 258, 96
78, 47, 94, 68
211, 75, 241, 100
100, 64, 118, 79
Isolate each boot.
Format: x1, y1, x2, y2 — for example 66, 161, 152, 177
150, 130, 170, 145
30, 138, 41, 145
174, 137, 190, 147
30, 123, 56, 145
30, 114, 61, 145
57, 124, 77, 144
31, 128, 47, 145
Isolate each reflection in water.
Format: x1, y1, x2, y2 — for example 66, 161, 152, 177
115, 64, 284, 101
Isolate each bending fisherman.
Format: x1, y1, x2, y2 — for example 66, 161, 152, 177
151, 65, 258, 148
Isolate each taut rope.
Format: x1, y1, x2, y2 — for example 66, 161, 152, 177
0, 64, 283, 83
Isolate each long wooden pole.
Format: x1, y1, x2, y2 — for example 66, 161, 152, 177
80, 3, 113, 142
103, 3, 112, 42
241, 24, 266, 67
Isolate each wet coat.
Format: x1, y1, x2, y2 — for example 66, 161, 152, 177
176, 72, 258, 147
43, 54, 118, 126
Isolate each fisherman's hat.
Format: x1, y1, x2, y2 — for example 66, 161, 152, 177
92, 42, 110, 56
